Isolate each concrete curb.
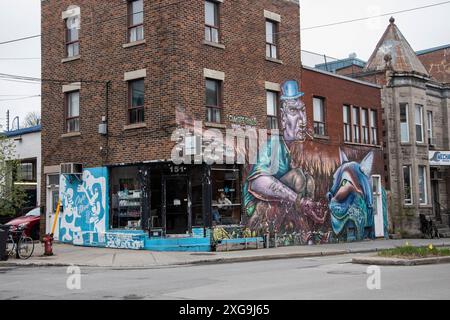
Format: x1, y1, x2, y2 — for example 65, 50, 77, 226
1, 242, 449, 269
352, 255, 450, 266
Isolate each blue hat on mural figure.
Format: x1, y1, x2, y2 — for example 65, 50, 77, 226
281, 80, 304, 100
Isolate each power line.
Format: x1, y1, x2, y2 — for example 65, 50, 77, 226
301, 1, 450, 31
0, 95, 41, 102
0, 34, 40, 45
0, 58, 40, 60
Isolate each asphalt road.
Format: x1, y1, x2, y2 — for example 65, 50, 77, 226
1, 254, 449, 300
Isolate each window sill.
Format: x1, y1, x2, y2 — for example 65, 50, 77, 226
123, 40, 146, 48
314, 134, 330, 140
203, 40, 225, 50
266, 57, 283, 64
123, 123, 147, 131
61, 132, 81, 138
62, 55, 81, 63
344, 141, 382, 148
205, 122, 227, 129
400, 143, 412, 146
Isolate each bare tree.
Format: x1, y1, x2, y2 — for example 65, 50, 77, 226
0, 127, 26, 216
22, 111, 41, 128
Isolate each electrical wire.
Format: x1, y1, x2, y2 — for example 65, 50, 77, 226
0, 95, 41, 102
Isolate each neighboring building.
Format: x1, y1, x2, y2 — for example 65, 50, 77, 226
41, 0, 389, 251
416, 44, 450, 84
315, 54, 366, 77
4, 125, 42, 214
353, 18, 450, 237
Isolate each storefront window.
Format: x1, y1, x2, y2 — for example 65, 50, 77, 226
111, 166, 142, 230
211, 165, 241, 225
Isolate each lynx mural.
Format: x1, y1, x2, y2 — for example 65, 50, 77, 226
243, 80, 388, 245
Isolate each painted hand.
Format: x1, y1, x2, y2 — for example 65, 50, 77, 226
294, 195, 327, 225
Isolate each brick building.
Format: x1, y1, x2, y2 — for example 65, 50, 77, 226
353, 18, 450, 237
41, 0, 388, 251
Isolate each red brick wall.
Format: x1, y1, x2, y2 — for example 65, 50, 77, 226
40, 0, 302, 207
301, 67, 384, 176
417, 48, 450, 83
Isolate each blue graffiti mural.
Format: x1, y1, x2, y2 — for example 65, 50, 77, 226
59, 167, 109, 246
328, 150, 381, 241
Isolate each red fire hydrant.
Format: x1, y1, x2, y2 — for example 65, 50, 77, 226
43, 234, 54, 256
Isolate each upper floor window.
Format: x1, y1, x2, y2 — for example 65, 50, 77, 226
313, 97, 326, 136
65, 20, 79, 57
361, 108, 369, 144
18, 161, 36, 182
128, 0, 144, 42
266, 90, 279, 130
66, 91, 80, 133
205, 0, 219, 43
415, 104, 424, 143
265, 20, 278, 59
206, 78, 222, 123
343, 105, 351, 142
400, 103, 409, 143
427, 111, 434, 145
128, 79, 145, 124
352, 107, 360, 143
370, 110, 378, 145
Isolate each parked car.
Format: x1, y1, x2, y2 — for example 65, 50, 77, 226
5, 208, 41, 240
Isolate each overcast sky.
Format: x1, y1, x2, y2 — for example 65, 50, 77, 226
0, 0, 449, 130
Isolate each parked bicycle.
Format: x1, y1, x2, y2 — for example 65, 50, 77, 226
5, 225, 35, 260
419, 214, 440, 240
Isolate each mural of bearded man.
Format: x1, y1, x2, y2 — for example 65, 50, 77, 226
243, 80, 329, 244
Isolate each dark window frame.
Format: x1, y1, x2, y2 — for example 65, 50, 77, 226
65, 90, 80, 133
65, 19, 80, 58
361, 108, 370, 144
128, 78, 145, 125
127, 0, 144, 43
313, 96, 326, 136
205, 78, 223, 124
266, 90, 279, 130
205, 0, 220, 43
265, 19, 278, 59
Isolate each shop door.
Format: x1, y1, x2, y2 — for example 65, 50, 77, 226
46, 187, 60, 238
431, 179, 441, 222
164, 177, 190, 235
372, 175, 384, 238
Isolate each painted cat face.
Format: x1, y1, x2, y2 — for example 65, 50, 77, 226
327, 150, 374, 213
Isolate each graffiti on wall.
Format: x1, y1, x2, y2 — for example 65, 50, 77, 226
59, 167, 108, 246
243, 80, 388, 245
105, 233, 144, 250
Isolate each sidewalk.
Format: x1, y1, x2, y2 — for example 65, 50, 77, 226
1, 239, 449, 268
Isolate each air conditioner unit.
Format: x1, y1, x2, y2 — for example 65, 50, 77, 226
60, 163, 83, 175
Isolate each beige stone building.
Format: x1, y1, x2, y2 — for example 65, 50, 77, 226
354, 18, 450, 237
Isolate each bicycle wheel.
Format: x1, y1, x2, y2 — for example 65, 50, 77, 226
17, 237, 34, 260
6, 237, 15, 257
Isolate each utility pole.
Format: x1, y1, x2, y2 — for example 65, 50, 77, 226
6, 109, 9, 131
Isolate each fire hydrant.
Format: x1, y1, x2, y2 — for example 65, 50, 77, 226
43, 234, 54, 256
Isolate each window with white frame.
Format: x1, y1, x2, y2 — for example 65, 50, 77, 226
418, 165, 428, 205
370, 110, 378, 145
361, 108, 369, 144
403, 165, 413, 205
427, 111, 433, 145
400, 103, 409, 143
352, 107, 360, 143
415, 104, 424, 143
343, 105, 351, 142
